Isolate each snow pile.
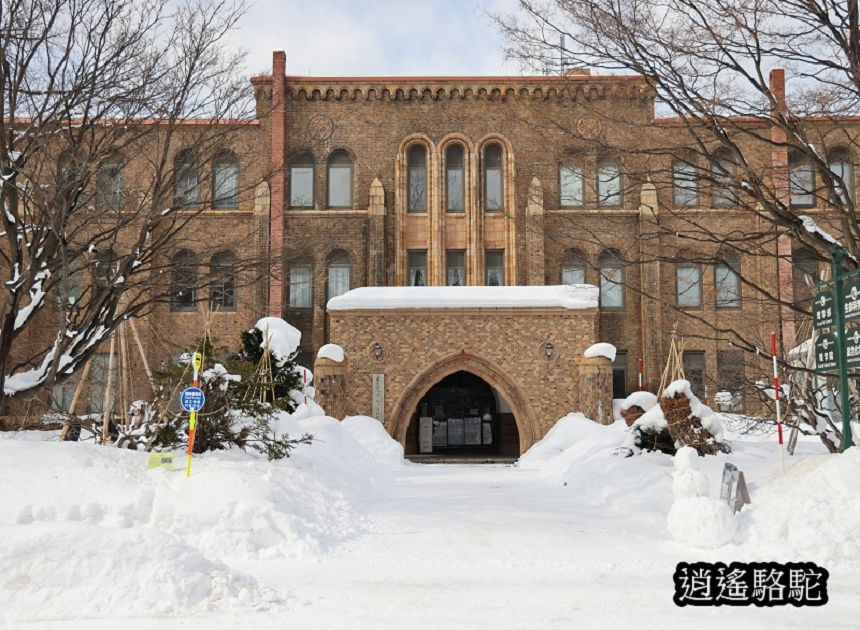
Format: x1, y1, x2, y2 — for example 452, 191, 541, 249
663, 379, 724, 442
666, 447, 736, 548
734, 448, 860, 563
254, 317, 301, 366
327, 284, 599, 311
583, 342, 616, 361
0, 406, 404, 623
317, 343, 345, 362
341, 415, 405, 466
633, 402, 667, 431
620, 391, 657, 412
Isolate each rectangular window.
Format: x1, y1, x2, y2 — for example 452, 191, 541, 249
290, 165, 314, 208
88, 353, 116, 414
327, 265, 351, 299
175, 164, 198, 207
599, 266, 624, 308
676, 265, 702, 308
486, 250, 504, 286
289, 265, 312, 308
560, 165, 584, 207
682, 351, 706, 398
408, 166, 426, 212
485, 168, 502, 211
598, 161, 621, 206
561, 265, 585, 285
612, 351, 628, 399
717, 350, 745, 411
789, 164, 814, 207
447, 167, 464, 212
328, 167, 351, 207
715, 263, 741, 308
408, 251, 427, 286
446, 250, 465, 286
673, 160, 699, 207
213, 161, 239, 208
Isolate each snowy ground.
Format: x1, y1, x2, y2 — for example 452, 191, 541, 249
1, 411, 859, 629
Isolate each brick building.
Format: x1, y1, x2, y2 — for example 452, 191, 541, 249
6, 50, 854, 455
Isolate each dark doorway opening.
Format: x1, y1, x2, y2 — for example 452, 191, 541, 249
404, 371, 520, 458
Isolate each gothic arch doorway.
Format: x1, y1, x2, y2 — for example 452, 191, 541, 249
389, 352, 537, 457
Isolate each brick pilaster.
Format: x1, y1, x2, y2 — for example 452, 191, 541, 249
268, 51, 286, 316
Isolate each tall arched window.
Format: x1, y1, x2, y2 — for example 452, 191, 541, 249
715, 251, 742, 309
171, 250, 196, 311
174, 149, 199, 207
445, 144, 465, 213
483, 143, 503, 211
561, 249, 586, 284
326, 250, 352, 300
290, 152, 314, 208
676, 262, 702, 309
96, 156, 124, 209
327, 150, 353, 208
407, 144, 427, 212
210, 252, 235, 310
672, 157, 698, 207
789, 153, 814, 208
597, 160, 621, 206
711, 149, 736, 207
828, 148, 854, 205
213, 151, 240, 209
598, 250, 625, 308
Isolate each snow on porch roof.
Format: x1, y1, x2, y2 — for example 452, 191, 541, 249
326, 284, 599, 311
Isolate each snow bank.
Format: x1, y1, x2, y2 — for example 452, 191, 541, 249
0, 405, 403, 623
734, 448, 860, 563
663, 379, 724, 441
327, 284, 599, 311
583, 342, 616, 361
341, 415, 405, 466
633, 402, 667, 431
254, 317, 301, 366
317, 343, 345, 362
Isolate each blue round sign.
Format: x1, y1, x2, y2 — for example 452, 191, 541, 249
180, 387, 205, 412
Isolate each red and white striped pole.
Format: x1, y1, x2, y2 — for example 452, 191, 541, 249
638, 357, 643, 391
771, 332, 785, 472
303, 368, 307, 406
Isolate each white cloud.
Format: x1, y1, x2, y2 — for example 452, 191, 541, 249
229, 0, 523, 77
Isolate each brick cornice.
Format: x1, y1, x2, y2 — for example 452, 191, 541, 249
277, 76, 655, 103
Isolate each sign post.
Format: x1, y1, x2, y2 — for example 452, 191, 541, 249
182, 352, 205, 477
813, 246, 855, 452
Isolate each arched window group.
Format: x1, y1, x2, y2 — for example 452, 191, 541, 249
287, 250, 354, 307
408, 145, 427, 212
173, 148, 242, 209
288, 150, 355, 209
445, 144, 465, 212
557, 158, 621, 207
170, 250, 236, 311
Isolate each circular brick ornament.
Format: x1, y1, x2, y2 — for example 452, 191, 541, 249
308, 115, 334, 141
576, 116, 602, 139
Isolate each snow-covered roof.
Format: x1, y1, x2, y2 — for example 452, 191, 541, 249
327, 285, 599, 311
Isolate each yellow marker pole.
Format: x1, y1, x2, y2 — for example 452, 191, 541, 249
185, 352, 203, 477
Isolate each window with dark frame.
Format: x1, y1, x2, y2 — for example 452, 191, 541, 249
213, 151, 240, 209
676, 264, 702, 309
96, 158, 123, 209
560, 165, 584, 207
717, 349, 746, 411
715, 253, 742, 308
789, 153, 815, 208
171, 250, 196, 311
173, 150, 199, 207
682, 351, 706, 398
289, 264, 312, 308
407, 144, 427, 212
484, 143, 503, 211
712, 150, 737, 207
612, 351, 628, 399
210, 252, 235, 310
486, 250, 504, 286
327, 150, 352, 208
408, 251, 427, 286
290, 153, 314, 208
673, 158, 699, 207
446, 144, 465, 213
327, 251, 351, 299
446, 250, 465, 286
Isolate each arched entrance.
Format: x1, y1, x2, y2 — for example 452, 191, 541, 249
388, 352, 537, 457
403, 371, 520, 457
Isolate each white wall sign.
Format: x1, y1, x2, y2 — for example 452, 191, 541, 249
419, 417, 433, 453
372, 373, 385, 421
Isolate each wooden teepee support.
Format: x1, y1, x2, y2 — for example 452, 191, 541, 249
658, 327, 727, 455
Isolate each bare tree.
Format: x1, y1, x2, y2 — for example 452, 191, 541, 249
0, 0, 268, 413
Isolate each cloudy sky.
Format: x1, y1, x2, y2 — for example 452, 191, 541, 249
230, 0, 524, 77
